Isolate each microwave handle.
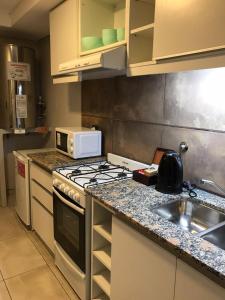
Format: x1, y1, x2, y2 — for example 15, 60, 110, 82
53, 187, 85, 215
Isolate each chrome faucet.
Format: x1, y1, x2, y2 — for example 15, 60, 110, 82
200, 179, 225, 195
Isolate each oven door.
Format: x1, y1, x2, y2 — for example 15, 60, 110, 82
53, 187, 85, 272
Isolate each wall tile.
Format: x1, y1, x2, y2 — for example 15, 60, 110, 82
165, 68, 225, 131
161, 126, 225, 192
82, 78, 116, 118
82, 115, 113, 155
112, 121, 163, 164
114, 75, 165, 123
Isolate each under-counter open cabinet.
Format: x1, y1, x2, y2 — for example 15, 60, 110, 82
91, 199, 113, 299
79, 0, 128, 56
127, 0, 156, 71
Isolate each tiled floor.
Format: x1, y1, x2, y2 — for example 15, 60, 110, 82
0, 206, 80, 300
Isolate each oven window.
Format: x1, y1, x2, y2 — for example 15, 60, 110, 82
53, 190, 85, 272
56, 132, 68, 152
56, 204, 80, 252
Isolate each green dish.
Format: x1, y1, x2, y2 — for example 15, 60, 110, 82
102, 29, 117, 45
82, 36, 103, 51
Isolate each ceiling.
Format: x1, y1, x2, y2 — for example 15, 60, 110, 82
0, 0, 63, 40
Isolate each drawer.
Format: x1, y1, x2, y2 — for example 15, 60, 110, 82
31, 180, 53, 214
32, 197, 54, 253
30, 163, 52, 192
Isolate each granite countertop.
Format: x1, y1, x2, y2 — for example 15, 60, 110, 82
86, 179, 225, 289
28, 150, 105, 172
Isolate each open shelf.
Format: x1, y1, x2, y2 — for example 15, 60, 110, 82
94, 223, 112, 243
80, 40, 126, 56
93, 246, 111, 270
130, 23, 154, 37
80, 0, 127, 55
130, 0, 155, 30
93, 270, 111, 298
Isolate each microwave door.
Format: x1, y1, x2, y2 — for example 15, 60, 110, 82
53, 188, 86, 272
56, 131, 68, 153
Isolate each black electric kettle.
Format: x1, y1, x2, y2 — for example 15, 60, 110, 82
156, 150, 183, 194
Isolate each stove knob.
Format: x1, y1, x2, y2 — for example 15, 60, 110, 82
59, 183, 65, 190
70, 146, 73, 154
64, 186, 70, 194
53, 179, 60, 186
70, 138, 73, 146
68, 190, 75, 198
73, 193, 80, 202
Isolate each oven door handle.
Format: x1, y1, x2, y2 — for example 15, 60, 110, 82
53, 187, 85, 215
54, 241, 85, 279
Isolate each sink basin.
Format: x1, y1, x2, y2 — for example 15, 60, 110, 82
152, 199, 225, 234
201, 224, 225, 250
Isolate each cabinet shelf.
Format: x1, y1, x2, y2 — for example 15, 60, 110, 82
94, 223, 112, 243
93, 270, 111, 297
93, 246, 111, 270
130, 23, 154, 37
80, 40, 126, 56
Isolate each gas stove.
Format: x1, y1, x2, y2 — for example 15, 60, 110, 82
55, 160, 133, 188
53, 153, 152, 208
52, 153, 153, 300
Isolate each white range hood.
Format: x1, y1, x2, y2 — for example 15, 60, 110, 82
54, 46, 126, 82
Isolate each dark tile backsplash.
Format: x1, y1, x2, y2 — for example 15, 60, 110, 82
82, 67, 225, 193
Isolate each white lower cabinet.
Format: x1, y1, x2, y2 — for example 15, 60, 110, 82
110, 216, 176, 300
31, 198, 54, 253
30, 163, 54, 253
174, 260, 225, 300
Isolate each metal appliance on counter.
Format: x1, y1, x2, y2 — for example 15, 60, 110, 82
55, 127, 102, 159
156, 150, 183, 194
52, 153, 151, 299
13, 148, 54, 226
0, 43, 40, 134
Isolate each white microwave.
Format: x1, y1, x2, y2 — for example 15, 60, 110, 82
55, 127, 102, 159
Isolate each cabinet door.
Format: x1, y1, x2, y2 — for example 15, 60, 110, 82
174, 260, 225, 300
153, 0, 225, 60
49, 0, 79, 76
111, 217, 176, 300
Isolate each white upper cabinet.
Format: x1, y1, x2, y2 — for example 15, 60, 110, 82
153, 0, 225, 60
79, 0, 128, 56
50, 0, 79, 76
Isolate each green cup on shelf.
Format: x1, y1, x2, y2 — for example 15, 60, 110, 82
117, 27, 125, 41
81, 36, 103, 51
102, 29, 117, 45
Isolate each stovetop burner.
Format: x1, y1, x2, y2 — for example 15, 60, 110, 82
98, 164, 110, 170
118, 172, 127, 178
55, 160, 133, 188
72, 169, 81, 175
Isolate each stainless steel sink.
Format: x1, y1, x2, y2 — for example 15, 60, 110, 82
201, 224, 225, 250
152, 199, 225, 235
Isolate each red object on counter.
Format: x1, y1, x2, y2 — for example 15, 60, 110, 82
18, 161, 25, 178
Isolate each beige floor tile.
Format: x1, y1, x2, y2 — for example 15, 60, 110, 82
0, 235, 46, 279
48, 263, 80, 300
0, 282, 11, 300
26, 231, 54, 265
0, 207, 25, 241
6, 265, 69, 300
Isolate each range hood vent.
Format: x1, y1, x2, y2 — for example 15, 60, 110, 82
55, 46, 126, 81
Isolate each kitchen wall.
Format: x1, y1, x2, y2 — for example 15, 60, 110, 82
38, 37, 81, 147
82, 68, 225, 194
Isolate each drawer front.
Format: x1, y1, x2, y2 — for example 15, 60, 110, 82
32, 198, 54, 253
30, 163, 52, 192
31, 180, 53, 214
